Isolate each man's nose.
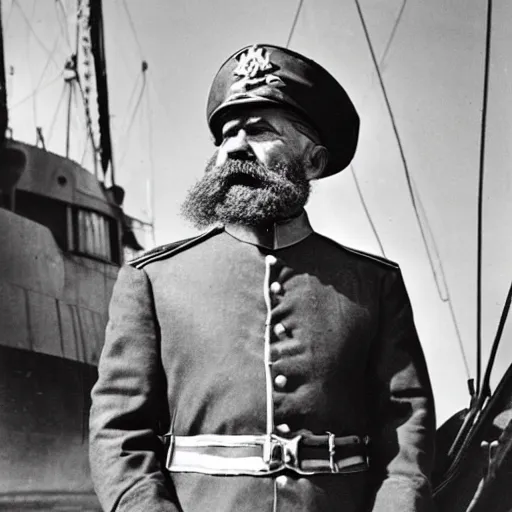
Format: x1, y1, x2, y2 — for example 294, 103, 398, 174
225, 130, 255, 161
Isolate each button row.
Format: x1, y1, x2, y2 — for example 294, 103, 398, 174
265, 255, 277, 266
273, 322, 286, 337
276, 474, 288, 487
275, 423, 290, 434
269, 281, 282, 294
274, 374, 287, 389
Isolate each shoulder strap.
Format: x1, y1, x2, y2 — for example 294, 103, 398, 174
129, 226, 223, 269
340, 245, 399, 269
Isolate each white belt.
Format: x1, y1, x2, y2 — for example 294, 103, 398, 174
165, 433, 370, 476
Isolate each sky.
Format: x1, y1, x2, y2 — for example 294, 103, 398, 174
3, 0, 512, 424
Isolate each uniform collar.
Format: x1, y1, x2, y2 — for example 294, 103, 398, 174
224, 210, 313, 250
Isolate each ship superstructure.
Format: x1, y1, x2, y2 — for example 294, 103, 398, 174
0, 1, 146, 508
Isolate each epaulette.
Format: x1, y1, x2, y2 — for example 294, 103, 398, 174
316, 232, 399, 269
128, 226, 223, 269
341, 244, 399, 269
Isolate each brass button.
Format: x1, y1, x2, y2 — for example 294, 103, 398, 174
274, 374, 288, 389
273, 322, 286, 336
265, 255, 277, 265
276, 475, 288, 487
269, 282, 282, 294
276, 423, 291, 434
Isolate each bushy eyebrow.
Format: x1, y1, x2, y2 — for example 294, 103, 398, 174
221, 117, 280, 137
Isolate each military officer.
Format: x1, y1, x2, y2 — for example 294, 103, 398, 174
89, 44, 436, 512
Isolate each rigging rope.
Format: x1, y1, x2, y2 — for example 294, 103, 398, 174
118, 65, 147, 167
476, 0, 494, 396
353, 0, 471, 383
121, 0, 144, 58
25, 0, 38, 130
286, 0, 304, 48
379, 0, 407, 71
8, 0, 71, 140
3, 0, 15, 33
115, 71, 141, 149
349, 0, 408, 258
350, 166, 386, 257
55, 0, 72, 52
26, 33, 64, 113
9, 72, 63, 109
45, 81, 67, 145
12, 0, 64, 68
145, 80, 157, 244
481, 280, 512, 399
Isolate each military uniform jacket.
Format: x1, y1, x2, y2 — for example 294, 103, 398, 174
89, 212, 436, 512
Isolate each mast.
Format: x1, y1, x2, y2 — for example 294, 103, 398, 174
0, 1, 8, 144
89, 0, 115, 184
64, 54, 78, 158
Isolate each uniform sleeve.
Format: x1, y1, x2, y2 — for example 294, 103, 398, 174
368, 268, 436, 512
89, 265, 178, 512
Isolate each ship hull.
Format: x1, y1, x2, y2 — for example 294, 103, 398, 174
0, 346, 100, 510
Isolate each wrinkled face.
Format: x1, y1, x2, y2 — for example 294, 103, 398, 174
215, 107, 315, 175
181, 107, 322, 228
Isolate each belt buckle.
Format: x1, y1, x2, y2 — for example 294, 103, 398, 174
283, 435, 302, 472
264, 434, 303, 473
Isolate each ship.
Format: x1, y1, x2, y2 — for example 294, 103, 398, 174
0, 1, 146, 509
1, 1, 511, 511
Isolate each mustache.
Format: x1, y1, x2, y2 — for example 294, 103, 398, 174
205, 156, 293, 190
181, 153, 310, 228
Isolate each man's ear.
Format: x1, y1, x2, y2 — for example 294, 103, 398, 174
305, 145, 329, 180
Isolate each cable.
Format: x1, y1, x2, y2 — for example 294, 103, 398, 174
45, 82, 67, 145
353, 0, 471, 381
55, 0, 72, 51
476, 0, 493, 396
350, 165, 386, 257
3, 0, 15, 33
121, 0, 144, 57
286, 0, 305, 48
9, 72, 63, 109
12, 0, 64, 68
414, 179, 471, 379
145, 80, 156, 245
354, 0, 409, 109
25, 0, 38, 130
347, 2, 407, 255
111, 2, 138, 77
354, 0, 450, 298
480, 280, 512, 399
354, 0, 413, 218
147, 74, 173, 123
379, 0, 408, 70
29, 34, 64, 105
118, 67, 147, 167
114, 71, 141, 149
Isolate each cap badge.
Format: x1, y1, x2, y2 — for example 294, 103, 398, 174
234, 46, 275, 78
231, 45, 284, 96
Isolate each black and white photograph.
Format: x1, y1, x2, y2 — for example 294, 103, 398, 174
0, 1, 511, 510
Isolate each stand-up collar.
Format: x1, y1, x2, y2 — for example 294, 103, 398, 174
224, 211, 313, 250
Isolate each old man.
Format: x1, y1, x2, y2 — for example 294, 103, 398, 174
89, 44, 436, 512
